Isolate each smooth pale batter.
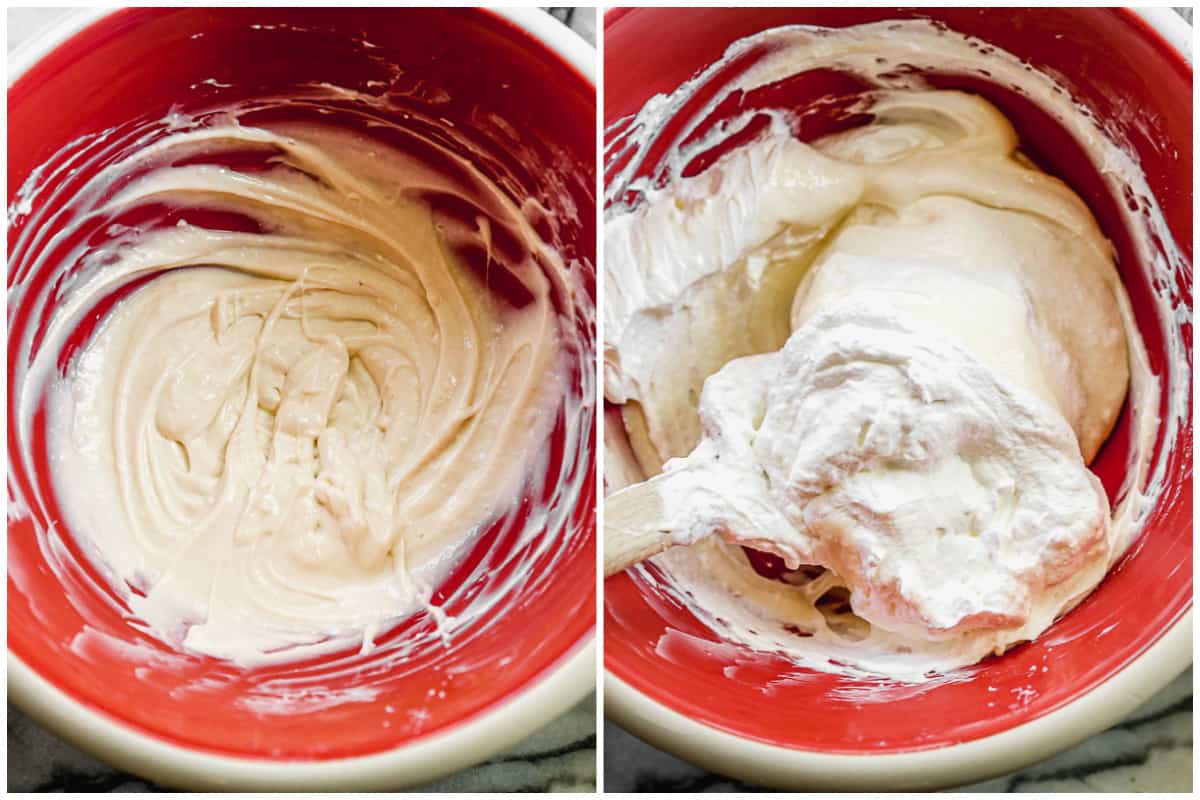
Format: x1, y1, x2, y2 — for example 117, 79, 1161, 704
48, 121, 562, 664
606, 70, 1156, 674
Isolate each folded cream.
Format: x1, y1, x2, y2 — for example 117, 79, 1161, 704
604, 22, 1166, 680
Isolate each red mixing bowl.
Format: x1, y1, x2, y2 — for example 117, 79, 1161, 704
603, 7, 1191, 790
8, 8, 596, 790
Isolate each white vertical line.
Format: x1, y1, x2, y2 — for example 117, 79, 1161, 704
591, 3, 607, 795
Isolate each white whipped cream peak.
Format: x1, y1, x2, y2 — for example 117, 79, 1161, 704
680, 303, 1111, 641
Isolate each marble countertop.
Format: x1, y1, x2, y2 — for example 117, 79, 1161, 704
5, 6, 595, 793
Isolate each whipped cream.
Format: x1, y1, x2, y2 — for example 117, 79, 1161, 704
604, 22, 1182, 679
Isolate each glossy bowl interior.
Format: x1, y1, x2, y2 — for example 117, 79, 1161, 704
8, 7, 595, 789
604, 6, 1191, 789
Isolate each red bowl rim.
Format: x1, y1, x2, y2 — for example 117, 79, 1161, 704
605, 619, 1190, 791
7, 7, 597, 791
601, 6, 1192, 791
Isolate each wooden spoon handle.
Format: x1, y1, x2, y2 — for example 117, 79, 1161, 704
604, 471, 704, 577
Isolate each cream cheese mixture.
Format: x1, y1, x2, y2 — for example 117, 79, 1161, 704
604, 22, 1181, 679
37, 119, 566, 665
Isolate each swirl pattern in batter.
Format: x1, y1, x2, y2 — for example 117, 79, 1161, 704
47, 120, 565, 664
